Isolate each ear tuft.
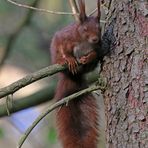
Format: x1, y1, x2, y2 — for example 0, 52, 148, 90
97, 0, 101, 22
78, 0, 87, 23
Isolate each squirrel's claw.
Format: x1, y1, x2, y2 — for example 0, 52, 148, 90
57, 57, 78, 74
66, 57, 78, 74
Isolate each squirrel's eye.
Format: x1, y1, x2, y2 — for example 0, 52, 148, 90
83, 26, 88, 31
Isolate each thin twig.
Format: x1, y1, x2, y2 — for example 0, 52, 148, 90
100, 20, 107, 23
88, 7, 106, 23
68, 0, 80, 21
6, 96, 11, 116
7, 0, 77, 15
0, 64, 67, 99
88, 8, 97, 16
18, 84, 103, 148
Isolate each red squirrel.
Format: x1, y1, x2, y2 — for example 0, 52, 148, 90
50, 0, 101, 147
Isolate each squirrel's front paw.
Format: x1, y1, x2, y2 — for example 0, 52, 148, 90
65, 57, 78, 74
79, 51, 97, 65
79, 56, 88, 64
57, 57, 78, 74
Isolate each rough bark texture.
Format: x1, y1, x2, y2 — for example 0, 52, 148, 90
102, 0, 148, 148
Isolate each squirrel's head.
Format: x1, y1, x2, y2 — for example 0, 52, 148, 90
78, 17, 101, 44
77, 0, 101, 44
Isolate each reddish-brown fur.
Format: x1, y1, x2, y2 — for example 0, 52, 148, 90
50, 1, 101, 147
50, 17, 101, 74
55, 74, 99, 148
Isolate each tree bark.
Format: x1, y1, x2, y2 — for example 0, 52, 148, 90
102, 0, 148, 147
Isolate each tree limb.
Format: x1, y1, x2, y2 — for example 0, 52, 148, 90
68, 0, 80, 22
18, 83, 104, 148
0, 83, 56, 117
0, 64, 66, 99
0, 69, 99, 117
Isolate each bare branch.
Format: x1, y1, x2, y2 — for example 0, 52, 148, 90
0, 71, 99, 117
7, 0, 76, 15
88, 8, 106, 23
88, 7, 97, 16
18, 84, 103, 148
68, 0, 80, 21
100, 20, 107, 23
0, 84, 56, 117
0, 64, 67, 99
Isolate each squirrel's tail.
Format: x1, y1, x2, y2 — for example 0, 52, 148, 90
55, 73, 99, 148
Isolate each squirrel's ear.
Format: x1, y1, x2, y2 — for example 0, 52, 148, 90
78, 0, 87, 23
97, 0, 101, 22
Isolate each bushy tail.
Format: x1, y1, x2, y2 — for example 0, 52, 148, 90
55, 73, 99, 148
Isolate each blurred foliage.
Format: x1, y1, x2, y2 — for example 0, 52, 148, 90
0, 0, 73, 71
0, 127, 4, 139
47, 127, 57, 144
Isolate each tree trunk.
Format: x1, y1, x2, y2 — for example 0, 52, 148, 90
102, 0, 148, 147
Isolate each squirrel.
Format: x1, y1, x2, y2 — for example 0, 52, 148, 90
50, 0, 102, 147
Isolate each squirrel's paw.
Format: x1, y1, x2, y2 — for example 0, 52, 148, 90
65, 56, 78, 74
79, 51, 97, 65
57, 57, 78, 74
79, 56, 88, 64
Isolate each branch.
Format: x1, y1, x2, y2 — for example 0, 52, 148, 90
68, 0, 80, 22
0, 64, 66, 99
0, 70, 99, 117
88, 8, 97, 16
88, 7, 106, 23
18, 83, 104, 148
0, 83, 56, 117
7, 0, 77, 15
